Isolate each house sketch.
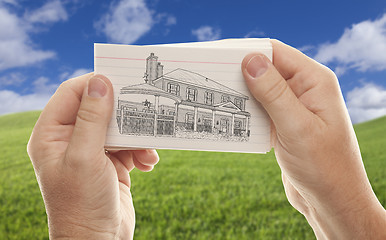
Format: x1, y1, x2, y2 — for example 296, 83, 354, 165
116, 53, 251, 141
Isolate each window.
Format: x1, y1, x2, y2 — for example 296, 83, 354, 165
185, 113, 194, 123
221, 95, 230, 103
186, 88, 197, 101
220, 118, 228, 133
123, 106, 137, 112
167, 110, 175, 116
167, 82, 180, 95
234, 120, 242, 129
205, 91, 214, 105
203, 118, 212, 126
234, 98, 243, 109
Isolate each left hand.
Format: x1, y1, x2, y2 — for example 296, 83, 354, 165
27, 73, 159, 239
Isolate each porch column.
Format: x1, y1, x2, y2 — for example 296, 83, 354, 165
211, 110, 216, 133
155, 95, 160, 112
231, 113, 235, 136
193, 106, 198, 132
119, 107, 124, 134
154, 95, 160, 136
174, 102, 179, 136
246, 116, 250, 136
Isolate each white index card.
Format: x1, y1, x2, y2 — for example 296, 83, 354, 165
95, 38, 272, 153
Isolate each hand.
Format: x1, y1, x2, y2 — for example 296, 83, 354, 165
27, 73, 159, 239
242, 40, 386, 239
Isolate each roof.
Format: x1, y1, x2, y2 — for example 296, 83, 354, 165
121, 83, 160, 92
120, 83, 182, 102
214, 101, 242, 111
155, 68, 248, 99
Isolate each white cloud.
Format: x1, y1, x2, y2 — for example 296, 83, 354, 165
24, 0, 67, 24
60, 68, 91, 81
314, 13, 386, 73
0, 90, 51, 115
32, 76, 60, 95
244, 29, 265, 38
0, 0, 17, 6
0, 39, 55, 71
192, 26, 221, 41
67, 68, 91, 79
346, 83, 386, 123
0, 74, 62, 115
95, 0, 153, 44
154, 13, 176, 26
165, 15, 176, 26
153, 13, 176, 36
0, 72, 26, 87
0, 67, 90, 115
0, 7, 55, 70
0, 1, 69, 71
333, 66, 347, 77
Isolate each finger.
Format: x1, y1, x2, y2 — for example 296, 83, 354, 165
38, 73, 93, 127
112, 151, 135, 172
270, 40, 333, 99
270, 40, 311, 80
241, 53, 314, 136
133, 149, 158, 172
108, 153, 131, 188
271, 40, 346, 125
133, 149, 159, 166
113, 150, 158, 173
65, 74, 114, 168
133, 154, 154, 172
28, 73, 93, 166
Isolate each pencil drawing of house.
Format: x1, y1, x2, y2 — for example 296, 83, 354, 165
116, 53, 251, 141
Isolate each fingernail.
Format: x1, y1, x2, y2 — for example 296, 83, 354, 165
246, 54, 268, 78
88, 76, 107, 98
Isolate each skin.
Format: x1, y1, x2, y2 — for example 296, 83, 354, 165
241, 40, 386, 239
27, 40, 386, 239
28, 73, 159, 239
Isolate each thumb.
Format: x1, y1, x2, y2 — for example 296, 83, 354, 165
66, 74, 113, 166
241, 53, 311, 136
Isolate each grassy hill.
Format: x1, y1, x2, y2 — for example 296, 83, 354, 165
0, 111, 385, 239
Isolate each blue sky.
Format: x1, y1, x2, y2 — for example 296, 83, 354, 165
0, 0, 385, 123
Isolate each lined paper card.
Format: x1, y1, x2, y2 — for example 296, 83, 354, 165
94, 38, 272, 153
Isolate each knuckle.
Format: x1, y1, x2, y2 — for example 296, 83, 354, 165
27, 130, 45, 164
262, 79, 289, 107
324, 66, 338, 83
57, 79, 72, 91
64, 147, 105, 173
63, 147, 86, 170
76, 105, 103, 124
56, 78, 85, 99
27, 135, 55, 173
315, 63, 338, 85
27, 137, 37, 161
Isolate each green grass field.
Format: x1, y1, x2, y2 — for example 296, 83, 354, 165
0, 111, 385, 239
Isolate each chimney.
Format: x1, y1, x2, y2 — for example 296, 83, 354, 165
145, 53, 158, 85
157, 62, 163, 78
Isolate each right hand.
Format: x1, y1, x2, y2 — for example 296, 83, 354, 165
241, 40, 386, 239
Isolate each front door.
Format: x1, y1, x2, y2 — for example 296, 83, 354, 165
220, 118, 229, 134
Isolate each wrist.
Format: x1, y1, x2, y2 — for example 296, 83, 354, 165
48, 216, 119, 240
50, 226, 117, 240
303, 186, 386, 239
